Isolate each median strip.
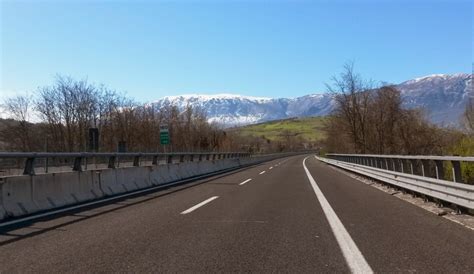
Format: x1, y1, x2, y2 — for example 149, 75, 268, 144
239, 179, 252, 186
180, 196, 219, 215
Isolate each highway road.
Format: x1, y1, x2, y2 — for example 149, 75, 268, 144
0, 155, 473, 272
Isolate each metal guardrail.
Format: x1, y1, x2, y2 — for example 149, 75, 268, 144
319, 154, 474, 210
0, 152, 250, 176
326, 153, 473, 184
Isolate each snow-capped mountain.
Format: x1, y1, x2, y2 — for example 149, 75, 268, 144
152, 73, 472, 127
152, 93, 336, 126
397, 73, 472, 125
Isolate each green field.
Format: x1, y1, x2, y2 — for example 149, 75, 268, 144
232, 116, 327, 142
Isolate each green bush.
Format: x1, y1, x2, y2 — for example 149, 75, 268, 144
446, 136, 474, 184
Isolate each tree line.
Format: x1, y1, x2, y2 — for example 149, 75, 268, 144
324, 63, 471, 156
2, 70, 472, 156
0, 76, 239, 153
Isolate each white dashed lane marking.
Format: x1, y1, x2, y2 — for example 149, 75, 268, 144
181, 196, 219, 215
239, 179, 252, 186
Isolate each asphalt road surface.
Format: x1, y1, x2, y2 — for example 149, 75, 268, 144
1, 155, 473, 273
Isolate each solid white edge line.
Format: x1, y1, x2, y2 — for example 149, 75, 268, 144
303, 156, 373, 274
259, 171, 266, 175
180, 196, 219, 215
239, 178, 252, 186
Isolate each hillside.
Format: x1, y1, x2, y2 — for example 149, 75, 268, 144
231, 116, 327, 142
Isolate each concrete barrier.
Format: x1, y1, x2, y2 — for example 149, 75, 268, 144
98, 169, 121, 196
176, 162, 195, 179
1, 176, 37, 218
0, 181, 6, 220
0, 171, 105, 219
116, 167, 152, 192
0, 153, 296, 221
149, 165, 168, 186
155, 165, 174, 184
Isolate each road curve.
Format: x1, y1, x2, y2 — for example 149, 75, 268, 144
0, 155, 472, 272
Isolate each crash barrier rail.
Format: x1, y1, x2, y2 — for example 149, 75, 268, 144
318, 154, 474, 210
0, 152, 251, 176
0, 151, 298, 221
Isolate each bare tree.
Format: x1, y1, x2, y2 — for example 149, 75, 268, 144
464, 98, 474, 133
1, 94, 33, 151
3, 75, 248, 153
326, 62, 373, 153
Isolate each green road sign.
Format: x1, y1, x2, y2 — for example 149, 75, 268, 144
160, 125, 170, 145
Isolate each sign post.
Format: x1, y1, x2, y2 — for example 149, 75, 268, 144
88, 128, 99, 152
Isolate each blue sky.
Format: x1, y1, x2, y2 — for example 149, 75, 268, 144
1, 0, 472, 101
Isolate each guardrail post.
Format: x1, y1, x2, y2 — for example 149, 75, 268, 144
434, 160, 444, 180
73, 156, 83, 171
167, 155, 173, 164
45, 157, 49, 173
212, 154, 216, 160
399, 159, 405, 173
23, 157, 36, 175
198, 154, 203, 161
108, 156, 116, 169
152, 155, 158, 165
409, 159, 415, 175
206, 154, 210, 161
179, 155, 185, 163
384, 158, 389, 170
133, 156, 140, 167
451, 161, 462, 183
421, 160, 431, 177
190, 155, 194, 162
391, 158, 396, 171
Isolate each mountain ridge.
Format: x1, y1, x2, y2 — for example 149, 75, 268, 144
152, 73, 472, 127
